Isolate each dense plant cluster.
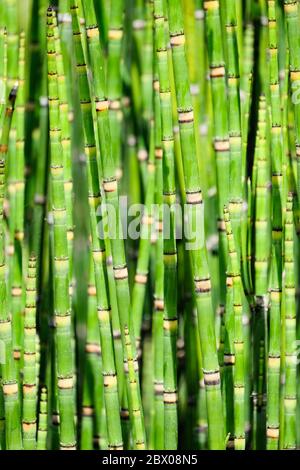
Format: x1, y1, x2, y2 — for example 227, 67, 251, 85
0, 0, 299, 451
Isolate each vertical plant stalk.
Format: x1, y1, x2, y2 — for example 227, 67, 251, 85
70, 0, 123, 450
0, 22, 7, 126
224, 207, 245, 450
253, 97, 271, 450
254, 97, 272, 301
80, 258, 101, 450
240, 25, 254, 296
283, 194, 296, 449
204, 0, 230, 316
151, 38, 164, 449
6, 1, 19, 368
141, 0, 154, 127
166, 0, 225, 449
5, 0, 18, 91
224, 0, 242, 255
81, 0, 146, 449
131, 121, 155, 346
266, 0, 282, 450
154, 0, 178, 449
107, 0, 124, 180
284, 1, 300, 210
53, 14, 74, 280
22, 256, 38, 450
223, 262, 234, 443
30, 68, 49, 259
46, 8, 76, 449
0, 87, 22, 449
10, 32, 26, 369
37, 387, 48, 450
267, 246, 281, 449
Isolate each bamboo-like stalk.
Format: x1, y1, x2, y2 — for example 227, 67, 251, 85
152, 40, 164, 450
22, 256, 37, 450
204, 0, 230, 317
80, 258, 100, 450
141, 0, 154, 127
266, 0, 282, 450
5, 0, 18, 91
131, 120, 155, 346
37, 387, 48, 450
223, 256, 234, 444
69, 0, 123, 450
284, 1, 300, 206
254, 96, 272, 296
107, 0, 124, 180
30, 64, 48, 259
224, 207, 245, 450
46, 8, 76, 449
283, 194, 296, 449
240, 25, 254, 297
0, 86, 22, 450
6, 4, 18, 324
166, 0, 225, 449
53, 14, 74, 279
154, 0, 178, 449
253, 97, 271, 450
223, 0, 242, 258
81, 0, 146, 449
10, 31, 26, 370
267, 245, 281, 449
0, 24, 7, 126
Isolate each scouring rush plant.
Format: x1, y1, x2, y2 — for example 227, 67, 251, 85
0, 0, 300, 452
253, 96, 271, 450
69, 0, 124, 450
46, 8, 76, 449
166, 0, 225, 449
53, 13, 74, 280
204, 0, 230, 321
22, 256, 38, 450
284, 0, 300, 208
80, 257, 102, 450
154, 0, 178, 450
223, 0, 243, 257
10, 31, 26, 372
107, 0, 124, 181
151, 45, 164, 449
81, 0, 146, 449
266, 0, 283, 450
0, 86, 22, 450
283, 194, 297, 450
131, 120, 155, 348
36, 387, 48, 450
224, 207, 245, 450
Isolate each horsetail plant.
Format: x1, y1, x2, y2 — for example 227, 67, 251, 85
283, 194, 297, 449
70, 0, 123, 450
224, 207, 245, 450
167, 0, 225, 449
0, 0, 299, 452
36, 387, 48, 450
81, 0, 146, 449
47, 8, 76, 449
0, 86, 22, 450
154, 0, 178, 449
22, 256, 37, 450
